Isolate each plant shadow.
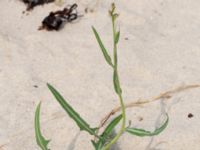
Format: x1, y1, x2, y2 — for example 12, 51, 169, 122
67, 132, 80, 150
66, 128, 122, 150
111, 143, 121, 150
145, 97, 181, 150
110, 130, 121, 150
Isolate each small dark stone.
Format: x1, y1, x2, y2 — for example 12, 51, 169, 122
84, 7, 94, 13
85, 8, 88, 13
33, 85, 38, 88
124, 37, 129, 40
138, 116, 143, 122
188, 113, 194, 118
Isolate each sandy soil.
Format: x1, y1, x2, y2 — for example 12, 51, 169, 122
1, 0, 200, 150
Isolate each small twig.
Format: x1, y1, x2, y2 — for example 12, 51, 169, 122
94, 84, 200, 141
98, 84, 200, 130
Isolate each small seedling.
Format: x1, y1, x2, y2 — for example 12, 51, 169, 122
35, 3, 168, 150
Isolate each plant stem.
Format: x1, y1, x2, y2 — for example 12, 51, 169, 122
101, 94, 126, 150
102, 4, 126, 150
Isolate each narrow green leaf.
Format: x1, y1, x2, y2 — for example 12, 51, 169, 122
101, 114, 122, 139
93, 114, 122, 150
126, 114, 169, 137
47, 83, 97, 135
35, 102, 50, 150
115, 31, 120, 44
113, 70, 122, 94
92, 26, 113, 67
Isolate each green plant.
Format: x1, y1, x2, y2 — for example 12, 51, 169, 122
35, 3, 168, 150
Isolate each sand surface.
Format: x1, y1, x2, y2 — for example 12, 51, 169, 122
1, 0, 200, 150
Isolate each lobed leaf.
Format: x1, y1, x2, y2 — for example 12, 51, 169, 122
92, 26, 113, 67
47, 83, 97, 136
35, 102, 50, 150
126, 114, 169, 137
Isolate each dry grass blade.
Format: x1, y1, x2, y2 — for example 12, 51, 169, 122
98, 84, 200, 129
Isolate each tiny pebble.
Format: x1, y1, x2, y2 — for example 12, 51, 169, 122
33, 85, 38, 88
188, 113, 194, 118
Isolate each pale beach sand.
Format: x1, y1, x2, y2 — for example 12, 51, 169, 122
1, 0, 200, 150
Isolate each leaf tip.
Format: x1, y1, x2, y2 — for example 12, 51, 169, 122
46, 83, 51, 88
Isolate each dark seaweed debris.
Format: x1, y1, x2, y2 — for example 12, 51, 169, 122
22, 0, 55, 11
38, 3, 78, 31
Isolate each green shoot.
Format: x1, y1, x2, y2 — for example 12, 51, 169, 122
92, 3, 126, 150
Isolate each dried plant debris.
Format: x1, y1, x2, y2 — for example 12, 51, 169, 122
38, 4, 79, 31
22, 0, 55, 11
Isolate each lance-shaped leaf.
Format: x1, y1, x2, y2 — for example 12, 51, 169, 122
47, 83, 97, 135
126, 114, 169, 137
113, 69, 122, 94
91, 114, 122, 150
101, 114, 122, 139
35, 102, 50, 150
92, 26, 113, 67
